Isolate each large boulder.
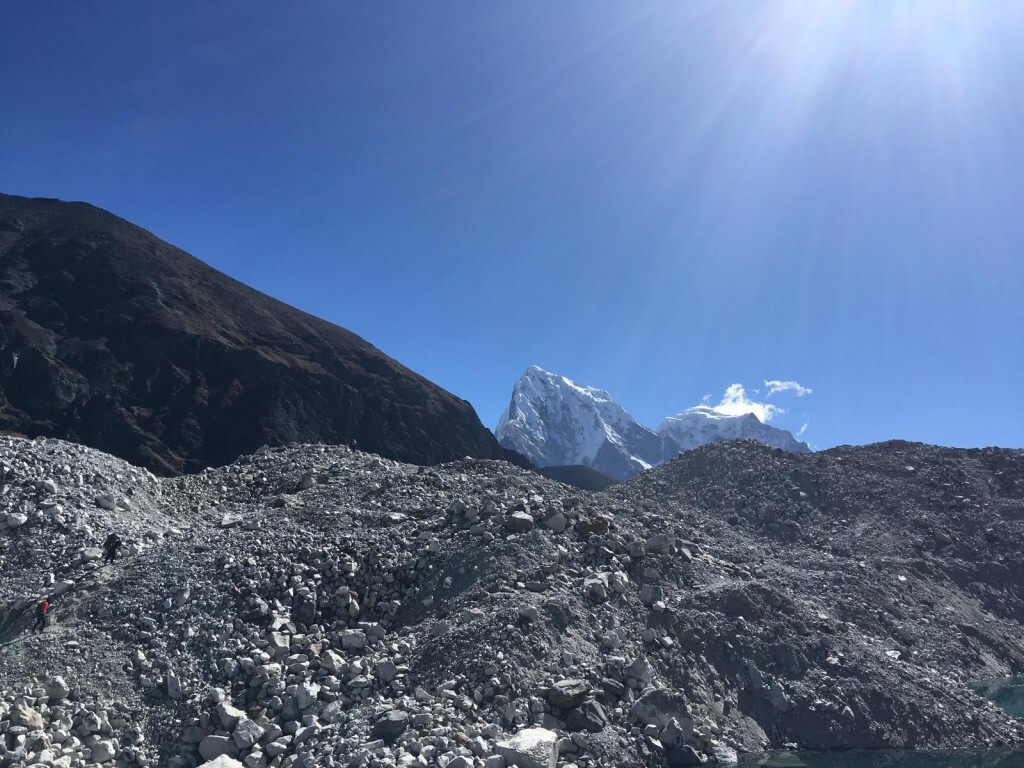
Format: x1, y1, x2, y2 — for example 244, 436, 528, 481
666, 745, 707, 766
45, 676, 70, 700
199, 758, 245, 768
9, 703, 44, 730
506, 512, 535, 533
371, 710, 409, 743
566, 700, 608, 733
198, 735, 239, 762
494, 727, 558, 768
90, 739, 118, 763
232, 718, 265, 749
547, 679, 589, 709
629, 688, 694, 735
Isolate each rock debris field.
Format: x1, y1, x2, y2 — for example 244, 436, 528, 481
1, 436, 1023, 768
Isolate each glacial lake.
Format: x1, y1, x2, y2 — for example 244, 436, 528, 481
737, 750, 1024, 768
736, 678, 1024, 768
971, 678, 1024, 719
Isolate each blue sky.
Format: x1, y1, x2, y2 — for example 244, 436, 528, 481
2, 2, 1022, 449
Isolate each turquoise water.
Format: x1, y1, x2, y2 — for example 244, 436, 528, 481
735, 678, 1024, 768
738, 750, 1024, 768
972, 678, 1024, 720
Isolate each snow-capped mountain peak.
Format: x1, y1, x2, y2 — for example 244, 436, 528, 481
495, 367, 661, 479
496, 367, 810, 480
657, 406, 809, 456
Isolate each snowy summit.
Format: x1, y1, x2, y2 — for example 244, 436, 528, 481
496, 367, 809, 480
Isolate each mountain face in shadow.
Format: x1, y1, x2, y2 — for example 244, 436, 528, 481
0, 193, 521, 475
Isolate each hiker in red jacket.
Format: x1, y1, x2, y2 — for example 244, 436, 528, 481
32, 597, 49, 633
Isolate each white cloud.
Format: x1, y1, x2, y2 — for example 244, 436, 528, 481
713, 383, 785, 422
797, 421, 809, 436
764, 379, 812, 397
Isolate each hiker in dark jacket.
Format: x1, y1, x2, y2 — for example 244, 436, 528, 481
103, 532, 122, 564
32, 597, 49, 633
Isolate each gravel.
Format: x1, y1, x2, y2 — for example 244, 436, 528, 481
2, 436, 1023, 768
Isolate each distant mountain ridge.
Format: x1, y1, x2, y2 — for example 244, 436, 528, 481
0, 192, 523, 474
496, 366, 809, 479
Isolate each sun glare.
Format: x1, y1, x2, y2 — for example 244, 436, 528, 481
743, 0, 1011, 130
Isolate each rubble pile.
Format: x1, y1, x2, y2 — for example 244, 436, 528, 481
2, 436, 1023, 767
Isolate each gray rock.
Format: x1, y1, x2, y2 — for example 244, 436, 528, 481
378, 660, 399, 683
629, 689, 693, 735
584, 572, 609, 599
494, 727, 558, 768
166, 669, 183, 701
575, 516, 609, 535
233, 718, 265, 749
45, 675, 70, 699
609, 570, 629, 594
565, 700, 607, 733
640, 584, 663, 605
199, 735, 240, 762
9, 703, 44, 730
341, 629, 367, 650
371, 709, 409, 742
766, 683, 791, 711
51, 579, 75, 596
547, 678, 589, 709
91, 741, 118, 765
217, 701, 246, 729
661, 717, 686, 747
91, 738, 118, 763
295, 681, 320, 709
321, 700, 347, 724
710, 743, 739, 763
627, 540, 647, 558
624, 655, 657, 683
665, 745, 706, 766
542, 512, 567, 533
646, 534, 674, 555
294, 724, 320, 745
506, 512, 535, 533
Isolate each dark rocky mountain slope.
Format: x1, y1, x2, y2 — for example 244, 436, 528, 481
0, 193, 520, 474
538, 464, 619, 492
1, 436, 1022, 767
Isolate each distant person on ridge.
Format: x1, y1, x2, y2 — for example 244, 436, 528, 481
350, 438, 358, 452
103, 532, 122, 564
32, 597, 49, 633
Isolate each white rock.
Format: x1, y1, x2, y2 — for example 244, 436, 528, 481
166, 669, 183, 701
199, 757, 245, 768
494, 727, 558, 768
51, 579, 75, 597
45, 675, 71, 699
90, 738, 117, 763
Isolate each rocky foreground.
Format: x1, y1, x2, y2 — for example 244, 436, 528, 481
1, 436, 1023, 768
